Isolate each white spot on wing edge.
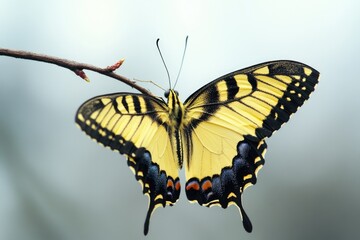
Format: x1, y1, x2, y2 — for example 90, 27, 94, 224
77, 113, 85, 122
303, 67, 312, 76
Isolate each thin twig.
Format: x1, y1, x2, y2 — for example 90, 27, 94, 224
0, 48, 152, 96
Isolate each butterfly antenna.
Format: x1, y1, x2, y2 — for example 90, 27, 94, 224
156, 38, 172, 89
173, 36, 188, 89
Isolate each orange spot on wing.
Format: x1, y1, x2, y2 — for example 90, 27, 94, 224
175, 180, 181, 191
167, 179, 174, 188
201, 180, 212, 191
186, 181, 200, 191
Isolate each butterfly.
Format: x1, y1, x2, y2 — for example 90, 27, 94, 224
75, 60, 319, 235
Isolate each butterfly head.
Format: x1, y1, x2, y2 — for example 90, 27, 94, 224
164, 89, 179, 99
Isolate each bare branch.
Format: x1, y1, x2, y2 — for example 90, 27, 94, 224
0, 48, 152, 96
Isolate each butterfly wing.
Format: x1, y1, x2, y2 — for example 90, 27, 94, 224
182, 60, 319, 232
75, 93, 180, 235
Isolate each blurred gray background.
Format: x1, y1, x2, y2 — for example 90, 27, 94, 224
1, 0, 359, 239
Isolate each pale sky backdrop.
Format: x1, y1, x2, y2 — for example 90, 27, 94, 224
0, 1, 359, 240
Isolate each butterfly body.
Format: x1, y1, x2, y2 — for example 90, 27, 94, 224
76, 60, 319, 235
164, 90, 186, 168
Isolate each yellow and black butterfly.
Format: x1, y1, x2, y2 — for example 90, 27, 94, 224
76, 60, 319, 235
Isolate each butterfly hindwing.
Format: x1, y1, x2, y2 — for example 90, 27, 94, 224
75, 93, 181, 235
182, 61, 319, 231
